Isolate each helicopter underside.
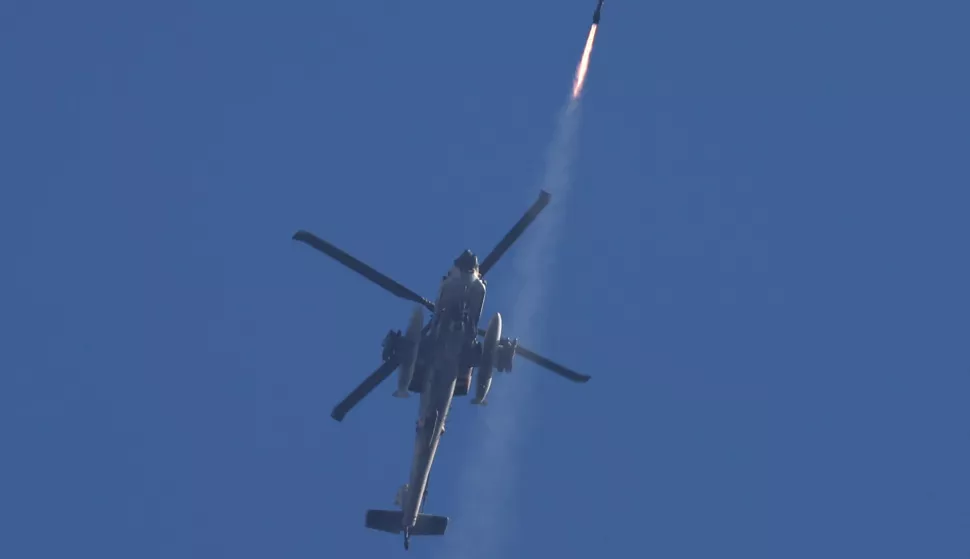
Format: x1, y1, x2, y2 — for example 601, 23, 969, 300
295, 188, 590, 430
407, 364, 473, 397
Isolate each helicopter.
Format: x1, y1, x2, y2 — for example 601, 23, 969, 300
292, 189, 589, 549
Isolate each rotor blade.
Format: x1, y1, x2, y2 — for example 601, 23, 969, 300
478, 328, 590, 383
478, 190, 551, 276
293, 230, 435, 312
331, 356, 401, 422
515, 345, 590, 383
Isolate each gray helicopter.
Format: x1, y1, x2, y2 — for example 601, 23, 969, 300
292, 189, 590, 550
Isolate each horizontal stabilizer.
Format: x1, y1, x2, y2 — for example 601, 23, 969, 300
365, 509, 449, 536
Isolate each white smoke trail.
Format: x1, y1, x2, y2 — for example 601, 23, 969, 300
439, 97, 582, 559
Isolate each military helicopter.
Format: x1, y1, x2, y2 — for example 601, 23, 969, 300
292, 189, 589, 549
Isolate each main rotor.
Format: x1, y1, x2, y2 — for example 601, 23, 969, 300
292, 190, 551, 313
292, 189, 589, 421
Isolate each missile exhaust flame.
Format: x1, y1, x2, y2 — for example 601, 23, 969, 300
571, 23, 599, 99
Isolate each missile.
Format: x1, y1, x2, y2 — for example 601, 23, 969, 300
592, 0, 604, 24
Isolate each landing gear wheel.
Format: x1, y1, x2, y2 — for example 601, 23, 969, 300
403, 529, 411, 550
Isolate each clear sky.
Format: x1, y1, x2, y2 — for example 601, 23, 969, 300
2, 0, 968, 557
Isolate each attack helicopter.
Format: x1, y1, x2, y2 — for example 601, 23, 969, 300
292, 189, 589, 550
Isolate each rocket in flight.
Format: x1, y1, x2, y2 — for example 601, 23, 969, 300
592, 0, 604, 24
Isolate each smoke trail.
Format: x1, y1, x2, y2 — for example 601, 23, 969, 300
439, 97, 582, 559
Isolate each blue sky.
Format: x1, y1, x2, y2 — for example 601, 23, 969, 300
2, 0, 968, 557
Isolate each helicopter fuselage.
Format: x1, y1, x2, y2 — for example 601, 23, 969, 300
407, 266, 486, 391
398, 266, 486, 533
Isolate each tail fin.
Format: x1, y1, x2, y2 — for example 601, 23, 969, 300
365, 509, 448, 536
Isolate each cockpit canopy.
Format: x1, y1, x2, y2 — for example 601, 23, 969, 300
454, 250, 479, 273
